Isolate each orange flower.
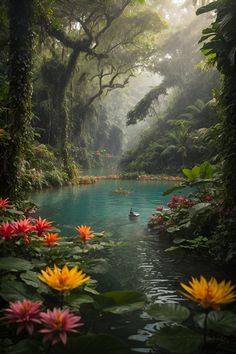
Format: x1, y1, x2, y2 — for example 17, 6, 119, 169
43, 233, 61, 247
75, 225, 94, 241
180, 276, 236, 309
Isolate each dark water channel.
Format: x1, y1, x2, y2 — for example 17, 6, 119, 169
32, 180, 224, 352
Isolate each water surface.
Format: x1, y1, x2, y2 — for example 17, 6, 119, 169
32, 180, 223, 351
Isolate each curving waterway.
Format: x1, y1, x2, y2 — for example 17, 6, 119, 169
32, 180, 225, 352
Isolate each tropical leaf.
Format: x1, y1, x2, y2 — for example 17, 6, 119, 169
0, 280, 43, 302
20, 271, 49, 293
0, 257, 33, 271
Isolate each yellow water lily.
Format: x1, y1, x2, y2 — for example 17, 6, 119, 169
180, 276, 236, 309
38, 264, 90, 292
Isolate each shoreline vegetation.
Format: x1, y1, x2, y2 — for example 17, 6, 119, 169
79, 174, 183, 184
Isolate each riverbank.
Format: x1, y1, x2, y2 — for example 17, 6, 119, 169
95, 174, 183, 181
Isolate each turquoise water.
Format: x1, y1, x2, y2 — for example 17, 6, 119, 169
32, 180, 223, 351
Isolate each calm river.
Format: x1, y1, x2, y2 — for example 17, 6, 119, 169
32, 180, 224, 352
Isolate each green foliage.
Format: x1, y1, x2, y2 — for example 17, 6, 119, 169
147, 303, 190, 323
112, 187, 131, 195
194, 311, 236, 336
0, 257, 33, 271
127, 84, 167, 125
198, 0, 236, 206
182, 161, 213, 181
95, 290, 146, 314
148, 326, 203, 353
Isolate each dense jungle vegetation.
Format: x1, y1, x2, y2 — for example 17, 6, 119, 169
1, 0, 236, 353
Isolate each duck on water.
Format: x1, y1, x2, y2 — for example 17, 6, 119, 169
129, 208, 140, 218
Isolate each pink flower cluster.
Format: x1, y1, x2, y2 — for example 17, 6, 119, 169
167, 196, 195, 209
1, 299, 82, 345
0, 217, 53, 244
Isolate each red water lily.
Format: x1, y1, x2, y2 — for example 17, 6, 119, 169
0, 197, 10, 209
33, 217, 53, 236
0, 222, 15, 240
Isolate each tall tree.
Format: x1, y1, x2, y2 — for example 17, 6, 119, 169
0, 0, 34, 199
198, 0, 236, 205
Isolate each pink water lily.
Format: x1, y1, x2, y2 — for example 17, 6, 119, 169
1, 299, 42, 335
39, 308, 83, 345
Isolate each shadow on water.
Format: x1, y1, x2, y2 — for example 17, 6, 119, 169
32, 180, 228, 353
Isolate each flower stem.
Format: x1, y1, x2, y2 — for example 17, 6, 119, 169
59, 292, 64, 308
203, 311, 209, 345
46, 342, 52, 354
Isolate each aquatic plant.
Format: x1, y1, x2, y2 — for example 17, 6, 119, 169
75, 225, 94, 241
180, 276, 236, 310
1, 299, 42, 335
147, 276, 236, 354
39, 308, 82, 345
43, 233, 61, 247
38, 264, 90, 292
112, 187, 131, 195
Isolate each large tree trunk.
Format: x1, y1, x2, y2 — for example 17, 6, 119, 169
221, 70, 236, 206
57, 48, 80, 176
0, 0, 33, 199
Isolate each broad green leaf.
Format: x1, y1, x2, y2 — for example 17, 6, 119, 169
51, 334, 131, 354
147, 303, 190, 323
0, 257, 33, 271
191, 166, 201, 180
182, 168, 194, 180
20, 271, 49, 293
194, 311, 236, 335
148, 326, 202, 353
199, 161, 213, 179
66, 293, 94, 309
95, 291, 146, 314
0, 280, 43, 302
189, 202, 211, 216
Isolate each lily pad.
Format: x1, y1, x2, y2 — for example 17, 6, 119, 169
147, 303, 190, 323
148, 326, 202, 353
